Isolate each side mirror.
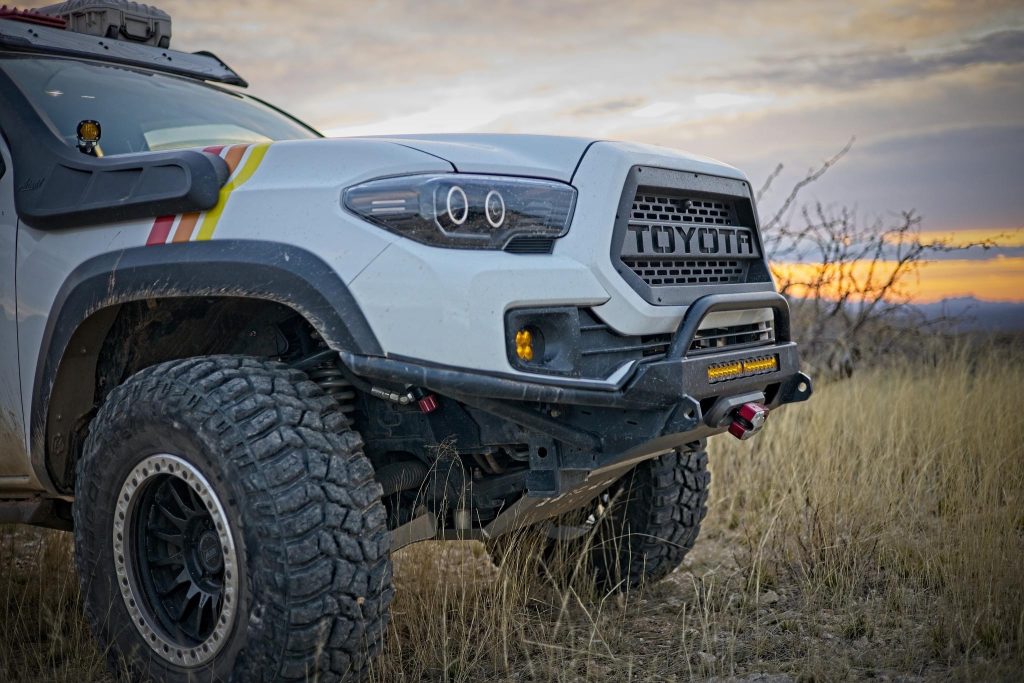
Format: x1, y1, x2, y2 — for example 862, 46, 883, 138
76, 119, 102, 157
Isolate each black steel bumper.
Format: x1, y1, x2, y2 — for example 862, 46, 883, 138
342, 292, 810, 410
344, 288, 815, 518
340, 292, 812, 495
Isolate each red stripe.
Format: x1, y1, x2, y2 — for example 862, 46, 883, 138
204, 145, 225, 156
146, 215, 175, 245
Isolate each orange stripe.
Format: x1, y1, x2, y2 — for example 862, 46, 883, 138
171, 213, 200, 242
224, 144, 247, 174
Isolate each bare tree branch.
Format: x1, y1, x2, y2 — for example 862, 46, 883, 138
757, 143, 1000, 377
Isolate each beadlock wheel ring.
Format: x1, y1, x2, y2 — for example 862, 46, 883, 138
112, 454, 239, 667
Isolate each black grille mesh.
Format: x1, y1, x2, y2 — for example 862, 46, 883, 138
576, 311, 775, 378
622, 258, 748, 286
631, 195, 736, 226
578, 310, 669, 377
504, 236, 555, 254
689, 319, 775, 355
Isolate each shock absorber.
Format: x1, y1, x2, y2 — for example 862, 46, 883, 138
306, 359, 358, 415
293, 349, 435, 415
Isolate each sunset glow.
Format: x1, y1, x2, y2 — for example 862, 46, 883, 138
145, 1, 1023, 303
772, 256, 1024, 303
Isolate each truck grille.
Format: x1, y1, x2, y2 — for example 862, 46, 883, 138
622, 258, 748, 286
578, 310, 670, 377
577, 311, 776, 377
619, 188, 761, 291
632, 195, 735, 226
689, 320, 775, 355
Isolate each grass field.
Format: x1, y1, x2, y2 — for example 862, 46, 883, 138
2, 346, 1022, 681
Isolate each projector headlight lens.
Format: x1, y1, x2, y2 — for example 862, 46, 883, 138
344, 174, 576, 249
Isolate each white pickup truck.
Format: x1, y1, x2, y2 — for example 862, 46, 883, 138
0, 3, 811, 681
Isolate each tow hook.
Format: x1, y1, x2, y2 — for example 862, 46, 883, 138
727, 402, 768, 440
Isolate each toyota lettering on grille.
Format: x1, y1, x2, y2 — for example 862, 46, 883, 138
623, 225, 760, 259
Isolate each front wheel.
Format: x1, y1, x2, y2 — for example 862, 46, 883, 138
73, 356, 392, 682
590, 447, 710, 590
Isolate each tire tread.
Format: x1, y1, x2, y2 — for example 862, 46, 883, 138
73, 355, 392, 682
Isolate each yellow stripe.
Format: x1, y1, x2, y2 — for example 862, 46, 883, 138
195, 143, 270, 241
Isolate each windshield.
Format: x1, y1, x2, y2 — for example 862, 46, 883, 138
1, 55, 319, 156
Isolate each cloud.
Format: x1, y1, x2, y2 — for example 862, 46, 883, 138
733, 29, 1024, 90
50, 0, 1019, 283
570, 98, 647, 117
799, 124, 1024, 233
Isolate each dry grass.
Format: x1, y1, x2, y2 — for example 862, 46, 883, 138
2, 346, 1022, 681
0, 525, 112, 682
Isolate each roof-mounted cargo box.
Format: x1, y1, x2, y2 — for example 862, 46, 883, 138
38, 0, 171, 48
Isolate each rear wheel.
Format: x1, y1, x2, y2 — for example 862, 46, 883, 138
74, 356, 392, 682
489, 446, 710, 592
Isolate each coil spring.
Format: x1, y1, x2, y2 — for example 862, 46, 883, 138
307, 361, 357, 414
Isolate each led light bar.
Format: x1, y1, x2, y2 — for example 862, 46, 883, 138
706, 354, 779, 384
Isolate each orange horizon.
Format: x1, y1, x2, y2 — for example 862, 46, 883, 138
907, 227, 1024, 248
771, 257, 1024, 304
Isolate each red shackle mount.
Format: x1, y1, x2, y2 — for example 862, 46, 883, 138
728, 402, 768, 440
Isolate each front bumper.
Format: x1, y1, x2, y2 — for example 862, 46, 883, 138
341, 291, 812, 494
343, 292, 807, 408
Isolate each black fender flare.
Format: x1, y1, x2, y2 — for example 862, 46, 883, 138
30, 239, 382, 492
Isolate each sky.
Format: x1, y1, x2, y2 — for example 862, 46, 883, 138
147, 1, 1023, 301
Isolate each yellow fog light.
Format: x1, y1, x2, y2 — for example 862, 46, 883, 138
515, 328, 534, 362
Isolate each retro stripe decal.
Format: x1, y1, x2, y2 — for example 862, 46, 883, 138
146, 215, 176, 245
196, 143, 269, 241
170, 213, 200, 243
145, 142, 269, 246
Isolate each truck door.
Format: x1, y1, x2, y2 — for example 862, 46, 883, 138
0, 135, 33, 491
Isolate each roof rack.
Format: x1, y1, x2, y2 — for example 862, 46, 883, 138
0, 15, 247, 86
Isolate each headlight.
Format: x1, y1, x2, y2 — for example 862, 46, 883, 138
343, 174, 576, 249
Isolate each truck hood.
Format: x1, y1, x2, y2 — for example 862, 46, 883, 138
367, 134, 594, 182
363, 134, 744, 184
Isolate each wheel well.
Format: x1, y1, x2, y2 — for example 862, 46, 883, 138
45, 296, 320, 493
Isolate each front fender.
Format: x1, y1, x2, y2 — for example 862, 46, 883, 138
29, 240, 381, 494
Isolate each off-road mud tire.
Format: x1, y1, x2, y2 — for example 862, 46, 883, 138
73, 356, 392, 682
591, 447, 710, 590
489, 447, 710, 592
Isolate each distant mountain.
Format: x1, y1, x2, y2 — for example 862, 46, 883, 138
910, 297, 1024, 332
